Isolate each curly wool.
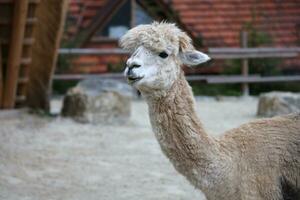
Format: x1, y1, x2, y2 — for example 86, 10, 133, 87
119, 21, 194, 55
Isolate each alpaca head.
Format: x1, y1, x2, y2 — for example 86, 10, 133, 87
120, 22, 210, 94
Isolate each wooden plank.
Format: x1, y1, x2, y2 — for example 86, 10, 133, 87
53, 73, 125, 80
241, 31, 249, 96
17, 4, 39, 107
209, 47, 300, 53
209, 47, 299, 59
59, 48, 130, 55
186, 75, 259, 82
207, 75, 300, 84
53, 74, 260, 82
59, 47, 300, 58
26, 0, 69, 111
53, 73, 300, 85
210, 52, 298, 59
2, 0, 29, 108
0, 46, 3, 108
187, 75, 260, 82
130, 0, 136, 27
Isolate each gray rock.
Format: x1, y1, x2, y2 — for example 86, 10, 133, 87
257, 91, 300, 117
61, 79, 133, 124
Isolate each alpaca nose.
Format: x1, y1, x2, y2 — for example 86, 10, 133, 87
127, 63, 141, 77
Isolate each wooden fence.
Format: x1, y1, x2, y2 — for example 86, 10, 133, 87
0, 0, 69, 110
56, 46, 300, 95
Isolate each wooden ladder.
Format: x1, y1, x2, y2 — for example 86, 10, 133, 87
0, 0, 40, 108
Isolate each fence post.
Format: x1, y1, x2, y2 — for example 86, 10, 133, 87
2, 0, 29, 108
0, 46, 2, 108
241, 31, 249, 96
131, 0, 136, 27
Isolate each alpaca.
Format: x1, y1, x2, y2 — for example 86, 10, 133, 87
119, 22, 300, 200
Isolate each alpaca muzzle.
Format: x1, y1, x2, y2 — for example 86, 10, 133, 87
126, 66, 143, 84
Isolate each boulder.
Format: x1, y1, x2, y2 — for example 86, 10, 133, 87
257, 92, 300, 117
61, 79, 133, 124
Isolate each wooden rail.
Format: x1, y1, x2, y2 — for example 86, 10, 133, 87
53, 73, 300, 84
59, 48, 129, 55
208, 47, 300, 59
57, 47, 300, 94
207, 75, 300, 84
59, 47, 300, 59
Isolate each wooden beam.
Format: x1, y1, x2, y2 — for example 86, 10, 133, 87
59, 48, 129, 55
58, 47, 300, 58
241, 31, 249, 96
209, 47, 300, 59
0, 46, 3, 108
207, 76, 300, 84
16, 3, 39, 107
54, 73, 125, 81
53, 73, 300, 85
2, 0, 29, 108
26, 0, 69, 111
69, 0, 127, 47
186, 75, 260, 82
130, 0, 136, 27
53, 73, 259, 82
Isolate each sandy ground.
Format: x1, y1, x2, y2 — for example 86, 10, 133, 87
0, 97, 258, 200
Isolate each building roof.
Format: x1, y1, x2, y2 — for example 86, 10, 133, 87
170, 0, 300, 47
66, 0, 300, 48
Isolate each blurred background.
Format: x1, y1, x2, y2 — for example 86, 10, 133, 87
0, 1, 299, 200
56, 0, 300, 97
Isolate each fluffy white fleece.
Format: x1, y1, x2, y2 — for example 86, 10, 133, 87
119, 21, 194, 55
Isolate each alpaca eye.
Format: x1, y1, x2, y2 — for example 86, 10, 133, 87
158, 51, 168, 58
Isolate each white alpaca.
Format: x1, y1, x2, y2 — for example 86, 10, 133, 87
120, 22, 300, 200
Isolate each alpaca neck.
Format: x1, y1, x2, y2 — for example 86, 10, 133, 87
143, 71, 223, 187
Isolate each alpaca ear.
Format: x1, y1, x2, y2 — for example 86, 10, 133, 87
179, 50, 211, 66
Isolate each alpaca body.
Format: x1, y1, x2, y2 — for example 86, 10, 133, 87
120, 22, 300, 200
146, 73, 300, 200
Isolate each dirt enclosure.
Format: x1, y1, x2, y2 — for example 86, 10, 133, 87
0, 97, 257, 200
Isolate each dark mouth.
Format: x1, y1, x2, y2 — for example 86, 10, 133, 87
127, 76, 143, 84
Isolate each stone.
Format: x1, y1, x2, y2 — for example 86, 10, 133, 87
257, 91, 300, 117
61, 78, 133, 124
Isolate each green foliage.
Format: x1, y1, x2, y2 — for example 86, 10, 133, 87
250, 82, 300, 95
52, 80, 79, 95
191, 83, 242, 96
56, 54, 74, 73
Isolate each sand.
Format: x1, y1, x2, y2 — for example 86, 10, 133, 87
0, 97, 257, 200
